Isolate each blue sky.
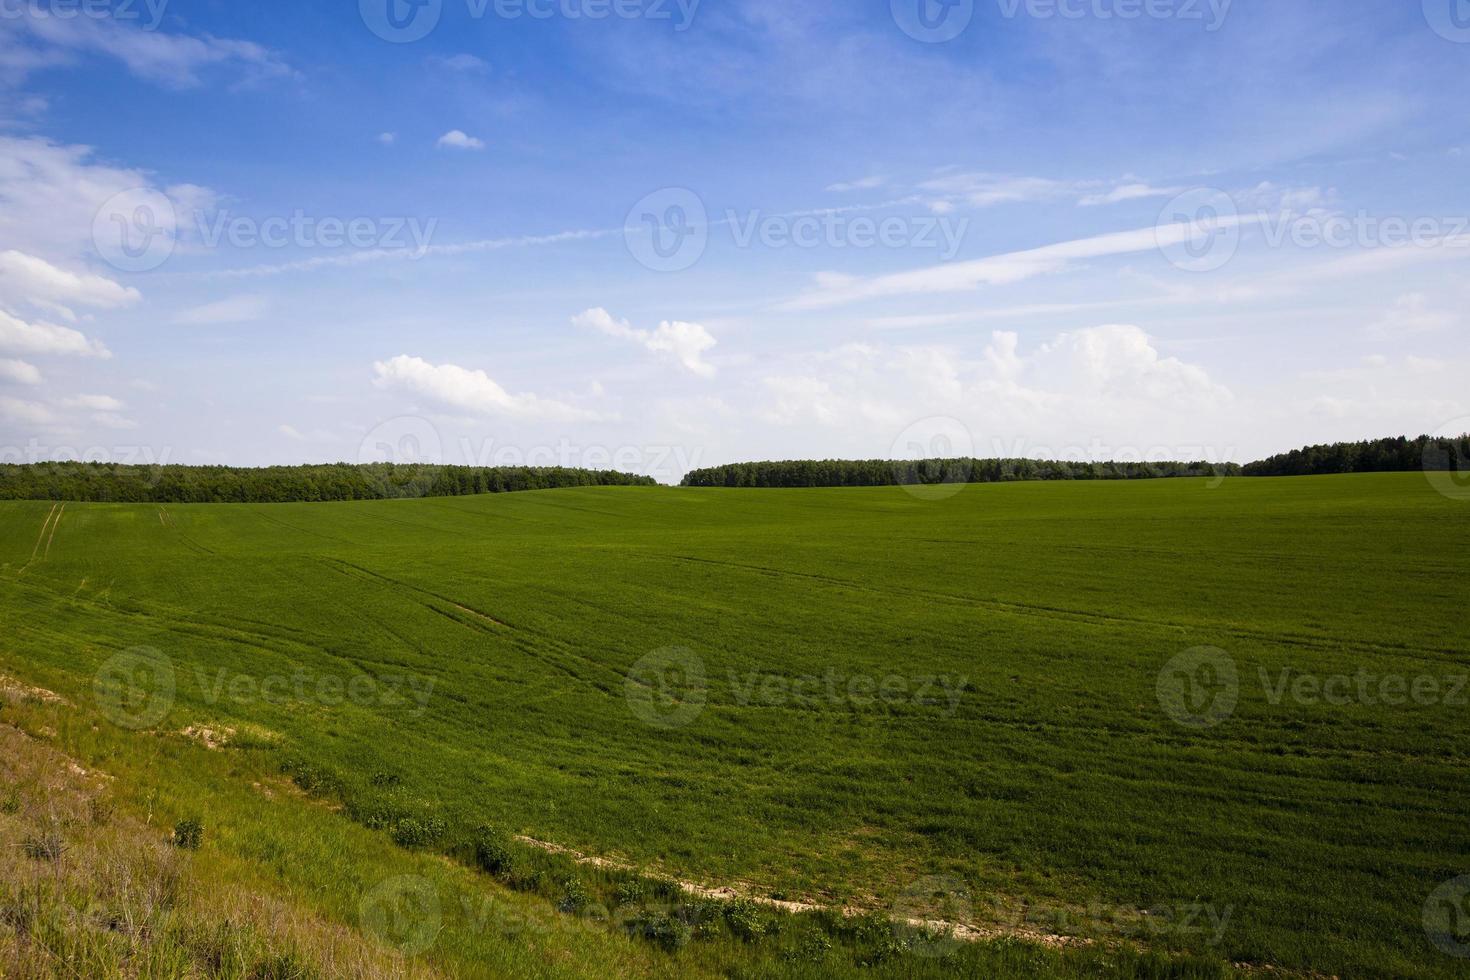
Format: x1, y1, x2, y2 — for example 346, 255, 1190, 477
1, 0, 1467, 480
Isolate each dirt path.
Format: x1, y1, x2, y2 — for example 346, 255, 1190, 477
43, 503, 65, 559
25, 503, 58, 566
511, 834, 1089, 949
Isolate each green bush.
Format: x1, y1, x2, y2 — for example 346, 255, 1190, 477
173, 818, 204, 850
625, 910, 691, 952
724, 898, 767, 941
473, 826, 515, 876
556, 875, 590, 914
390, 816, 445, 849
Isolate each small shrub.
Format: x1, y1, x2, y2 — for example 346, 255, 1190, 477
724, 899, 767, 941
626, 910, 691, 952
22, 831, 65, 861
556, 875, 589, 914
369, 771, 401, 787
613, 877, 648, 907
0, 790, 18, 815
473, 826, 515, 876
782, 931, 833, 963
173, 818, 204, 850
390, 815, 445, 849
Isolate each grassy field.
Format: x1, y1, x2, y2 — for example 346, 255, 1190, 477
1, 474, 1466, 977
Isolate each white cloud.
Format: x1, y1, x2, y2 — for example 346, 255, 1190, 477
171, 294, 270, 326
572, 308, 718, 377
752, 326, 1233, 461
372, 355, 601, 421
782, 218, 1260, 310
1366, 293, 1457, 338
0, 249, 139, 311
0, 359, 41, 385
0, 395, 52, 426
377, 132, 397, 145
92, 411, 136, 430
1078, 183, 1185, 207
0, 309, 110, 358
826, 176, 885, 192
6, 9, 292, 88
431, 54, 490, 72
437, 130, 485, 150
63, 394, 125, 412
918, 172, 1085, 208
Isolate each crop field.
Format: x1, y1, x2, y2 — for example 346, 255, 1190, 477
1, 473, 1466, 977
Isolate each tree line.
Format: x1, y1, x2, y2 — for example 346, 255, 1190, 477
1241, 435, 1470, 477
0, 462, 656, 503
680, 457, 1240, 488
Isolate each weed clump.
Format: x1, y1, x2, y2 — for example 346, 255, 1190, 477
724, 898, 768, 941
624, 909, 691, 952
22, 831, 65, 861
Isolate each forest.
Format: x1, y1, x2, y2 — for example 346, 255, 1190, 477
1241, 435, 1470, 477
680, 457, 1240, 488
0, 462, 656, 503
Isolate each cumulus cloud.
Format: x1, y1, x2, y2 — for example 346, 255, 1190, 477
0, 395, 52, 426
437, 130, 485, 150
372, 355, 601, 421
755, 326, 1232, 462
0, 359, 42, 385
0, 249, 139, 312
0, 309, 110, 358
573, 308, 718, 377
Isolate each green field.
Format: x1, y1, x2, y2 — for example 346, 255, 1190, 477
2, 474, 1467, 977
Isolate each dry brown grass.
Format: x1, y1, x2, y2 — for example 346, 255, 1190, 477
0, 723, 445, 979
